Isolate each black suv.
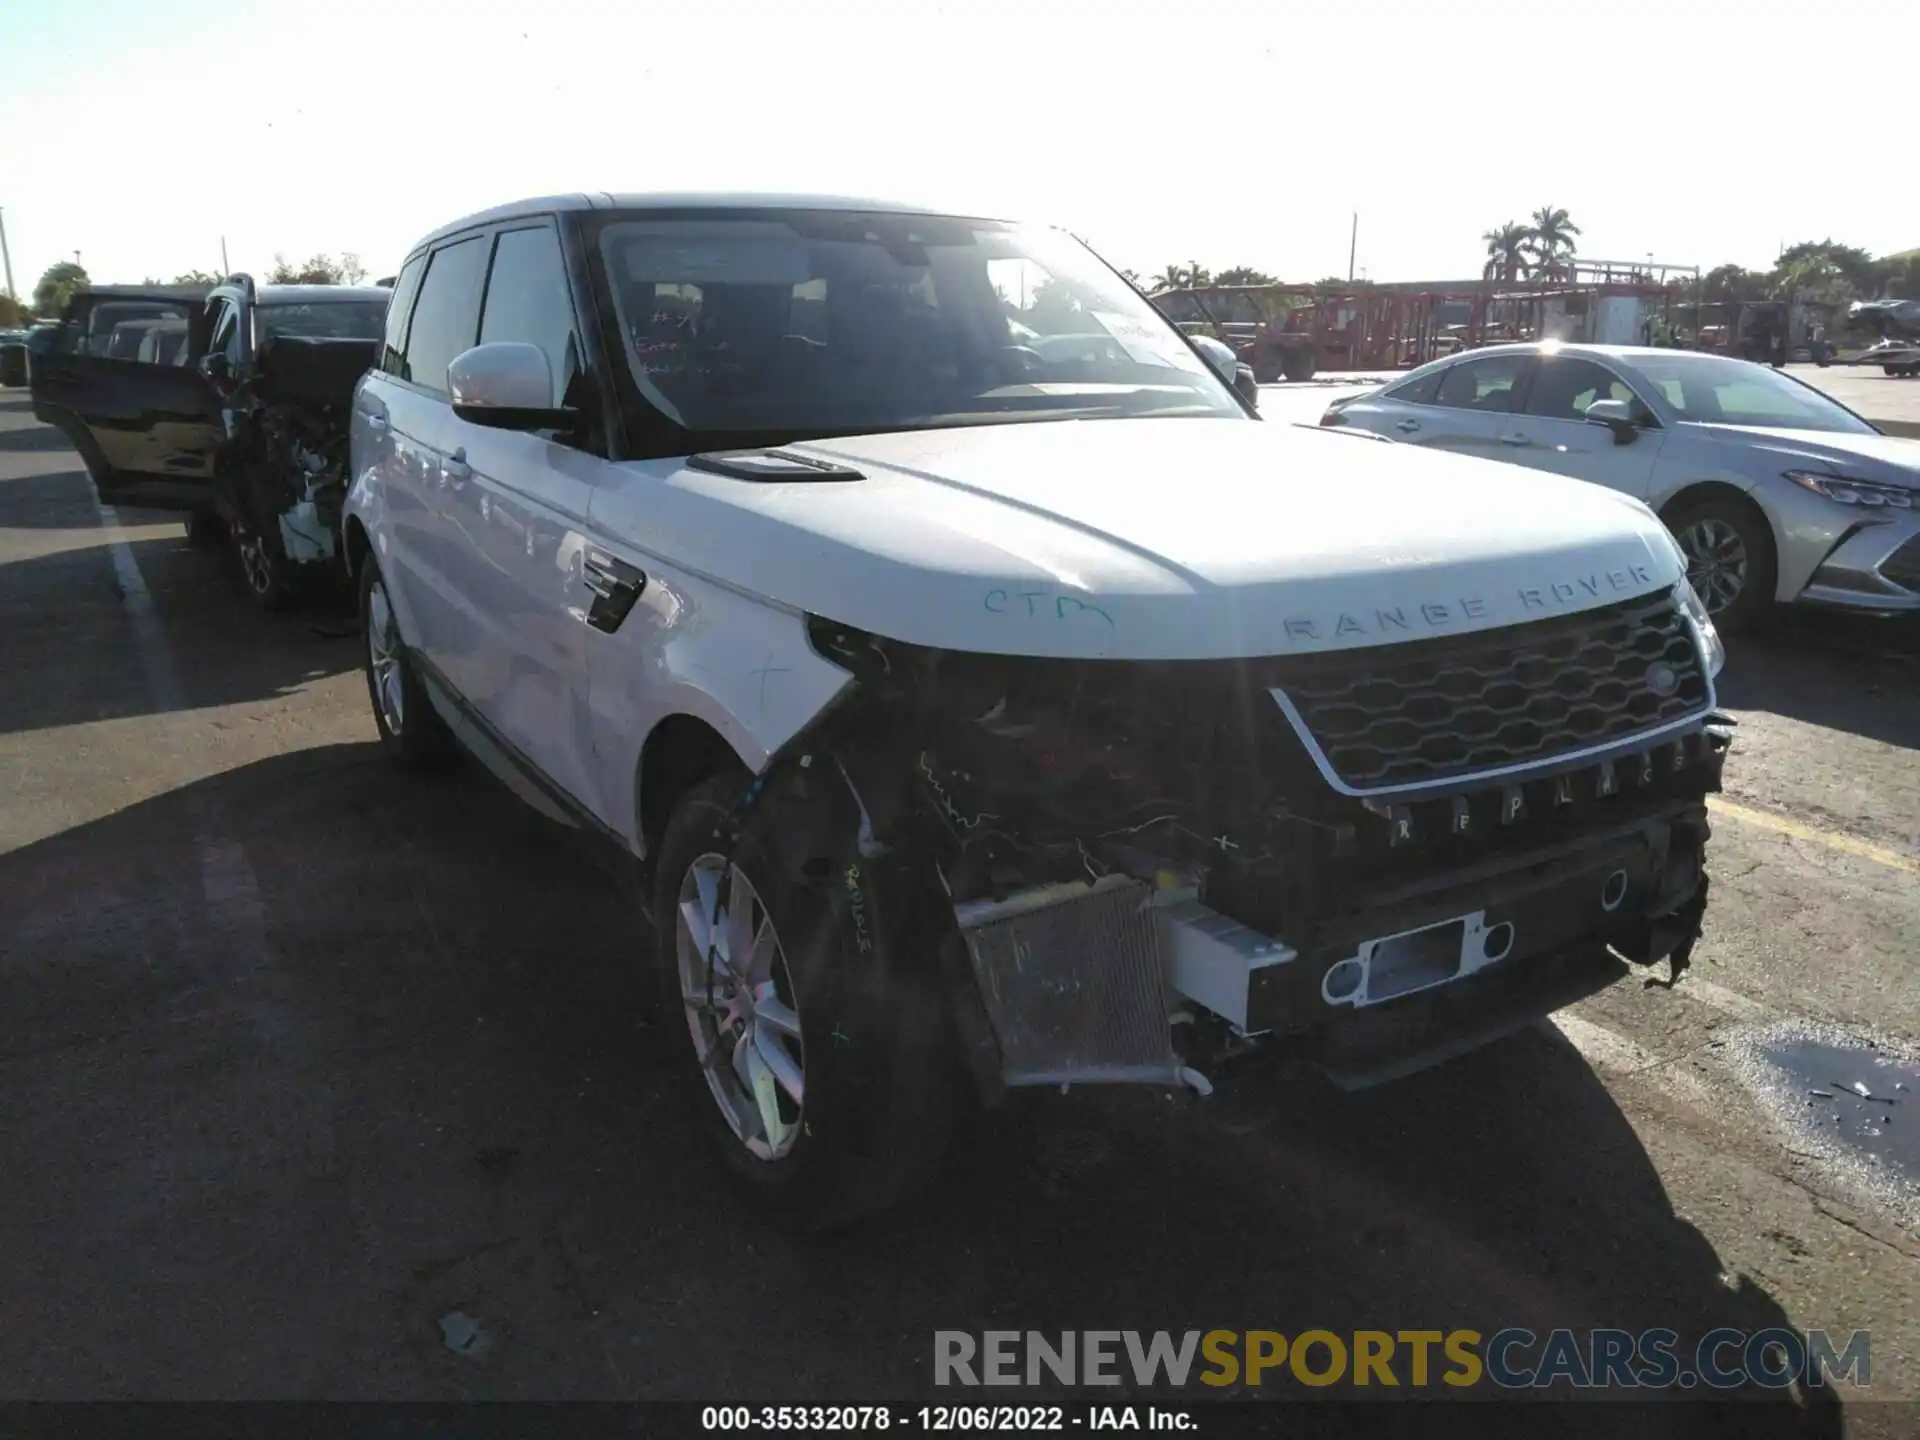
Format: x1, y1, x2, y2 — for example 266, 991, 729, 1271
29, 276, 390, 607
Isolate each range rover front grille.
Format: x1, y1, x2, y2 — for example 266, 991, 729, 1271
1273, 592, 1710, 793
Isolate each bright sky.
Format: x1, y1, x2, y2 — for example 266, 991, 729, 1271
1, 0, 1911, 299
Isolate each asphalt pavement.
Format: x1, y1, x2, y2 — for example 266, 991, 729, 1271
2, 390, 1918, 1428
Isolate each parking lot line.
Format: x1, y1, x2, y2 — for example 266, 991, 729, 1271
1707, 796, 1919, 877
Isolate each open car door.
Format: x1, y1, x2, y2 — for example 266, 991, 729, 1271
29, 285, 222, 510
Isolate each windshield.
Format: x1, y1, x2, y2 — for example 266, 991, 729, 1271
257, 300, 387, 343
596, 211, 1242, 439
1627, 353, 1875, 434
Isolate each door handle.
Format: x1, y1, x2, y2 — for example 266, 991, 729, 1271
1499, 434, 1530, 446
1395, 418, 1421, 433
363, 413, 387, 433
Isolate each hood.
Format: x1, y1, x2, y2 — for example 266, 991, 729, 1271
1683, 424, 1920, 485
640, 418, 1686, 661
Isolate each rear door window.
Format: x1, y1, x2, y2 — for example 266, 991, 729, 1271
86, 300, 195, 364
401, 236, 487, 395
478, 225, 580, 408
1433, 354, 1528, 413
1383, 368, 1443, 406
1521, 357, 1641, 421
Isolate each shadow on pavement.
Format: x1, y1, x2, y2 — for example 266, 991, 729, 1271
0, 528, 359, 736
0, 423, 74, 456
1718, 613, 1920, 752
0, 743, 1843, 1430
0, 466, 117, 528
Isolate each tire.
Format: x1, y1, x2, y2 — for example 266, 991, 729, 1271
360, 554, 456, 771
651, 774, 956, 1230
1251, 350, 1283, 385
1666, 495, 1776, 635
1886, 365, 1903, 377
185, 510, 223, 550
1280, 347, 1318, 383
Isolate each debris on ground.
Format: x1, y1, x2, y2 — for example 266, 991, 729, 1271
438, 1310, 492, 1358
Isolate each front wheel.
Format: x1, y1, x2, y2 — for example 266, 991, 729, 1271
1668, 496, 1776, 634
651, 775, 955, 1229
1280, 347, 1317, 383
231, 508, 299, 612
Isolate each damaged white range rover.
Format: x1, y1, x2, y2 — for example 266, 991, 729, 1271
346, 194, 1732, 1226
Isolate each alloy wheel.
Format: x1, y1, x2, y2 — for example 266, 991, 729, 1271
1677, 517, 1748, 615
676, 853, 806, 1161
235, 521, 275, 598
366, 577, 405, 736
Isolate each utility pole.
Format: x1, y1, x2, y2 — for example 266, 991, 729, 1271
0, 207, 16, 300
1347, 213, 1358, 283
221, 237, 230, 275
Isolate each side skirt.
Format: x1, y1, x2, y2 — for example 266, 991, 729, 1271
409, 648, 631, 853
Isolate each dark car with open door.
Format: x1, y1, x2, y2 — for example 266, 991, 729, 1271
29, 277, 388, 608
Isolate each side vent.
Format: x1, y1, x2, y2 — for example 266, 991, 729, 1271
687, 450, 865, 482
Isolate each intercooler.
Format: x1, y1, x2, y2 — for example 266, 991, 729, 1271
953, 876, 1183, 1086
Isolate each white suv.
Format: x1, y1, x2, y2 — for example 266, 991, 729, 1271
347, 194, 1731, 1227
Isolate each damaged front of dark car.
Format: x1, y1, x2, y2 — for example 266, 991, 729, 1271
201, 278, 388, 607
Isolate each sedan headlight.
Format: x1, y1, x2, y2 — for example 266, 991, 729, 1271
1784, 470, 1915, 509
1674, 579, 1726, 681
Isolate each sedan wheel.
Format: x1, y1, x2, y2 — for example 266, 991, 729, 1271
676, 853, 806, 1162
1676, 515, 1748, 615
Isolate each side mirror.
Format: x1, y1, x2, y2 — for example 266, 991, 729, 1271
200, 352, 231, 384
448, 342, 575, 430
1233, 364, 1261, 409
1584, 397, 1640, 444
1190, 333, 1241, 385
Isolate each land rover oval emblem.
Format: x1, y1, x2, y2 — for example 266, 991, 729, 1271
1646, 661, 1679, 697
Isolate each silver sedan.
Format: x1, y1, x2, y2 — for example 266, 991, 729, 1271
1321, 343, 1920, 629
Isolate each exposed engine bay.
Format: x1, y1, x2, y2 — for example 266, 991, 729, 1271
712, 597, 1731, 1096
224, 335, 378, 575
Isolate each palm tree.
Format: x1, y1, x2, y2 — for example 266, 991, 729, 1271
1525, 206, 1581, 281
1149, 261, 1211, 292
1482, 222, 1531, 283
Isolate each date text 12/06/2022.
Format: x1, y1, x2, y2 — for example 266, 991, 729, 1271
702, 1406, 1194, 1432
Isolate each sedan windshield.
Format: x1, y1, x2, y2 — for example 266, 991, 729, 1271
1626, 353, 1876, 434
595, 211, 1242, 438
257, 301, 387, 343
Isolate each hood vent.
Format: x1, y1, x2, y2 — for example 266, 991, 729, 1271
687, 449, 865, 482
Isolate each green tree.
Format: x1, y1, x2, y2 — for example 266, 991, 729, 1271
1481, 221, 1531, 282
1878, 249, 1920, 298
1702, 264, 1766, 303
1524, 206, 1581, 280
1772, 254, 1848, 304
0, 294, 26, 328
1149, 261, 1212, 292
265, 251, 368, 285
32, 262, 90, 317
173, 269, 221, 285
1116, 267, 1144, 289
1775, 240, 1876, 294
1214, 266, 1275, 287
